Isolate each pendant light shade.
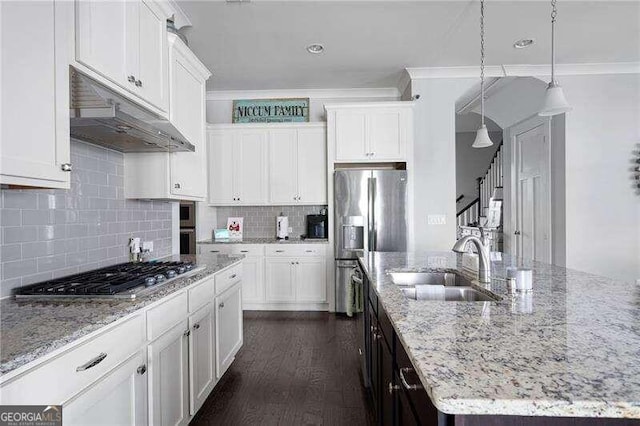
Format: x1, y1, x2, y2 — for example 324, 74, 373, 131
473, 0, 493, 149
539, 81, 572, 116
472, 125, 493, 148
539, 0, 571, 116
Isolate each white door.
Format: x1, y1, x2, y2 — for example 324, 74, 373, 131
75, 0, 130, 90
368, 109, 404, 161
297, 128, 327, 204
514, 119, 551, 262
265, 258, 296, 302
236, 130, 267, 204
215, 283, 243, 378
148, 321, 189, 426
335, 110, 368, 161
134, 0, 168, 111
295, 258, 327, 302
268, 129, 298, 204
1, 0, 71, 188
188, 304, 214, 414
208, 130, 236, 204
241, 257, 264, 305
64, 351, 148, 426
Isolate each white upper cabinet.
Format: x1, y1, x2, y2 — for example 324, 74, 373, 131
124, 31, 211, 201
75, 0, 170, 113
0, 0, 72, 189
327, 103, 414, 163
208, 123, 327, 206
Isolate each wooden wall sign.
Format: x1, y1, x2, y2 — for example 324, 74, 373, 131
232, 98, 310, 123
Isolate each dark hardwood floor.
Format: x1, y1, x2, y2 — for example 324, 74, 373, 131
190, 311, 374, 426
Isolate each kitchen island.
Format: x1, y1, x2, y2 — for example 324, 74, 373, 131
358, 251, 640, 424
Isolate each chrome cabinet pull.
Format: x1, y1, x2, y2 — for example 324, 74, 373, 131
183, 329, 191, 337
174, 183, 181, 189
229, 274, 237, 279
135, 79, 142, 87
388, 382, 400, 394
76, 352, 107, 372
193, 323, 200, 330
358, 348, 363, 356
240, 250, 249, 253
127, 75, 135, 83
276, 250, 284, 253
211, 250, 220, 253
219, 302, 225, 308
137, 364, 147, 375
399, 367, 423, 390
61, 163, 72, 172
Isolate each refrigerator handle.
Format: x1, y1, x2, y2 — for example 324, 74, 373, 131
369, 177, 377, 252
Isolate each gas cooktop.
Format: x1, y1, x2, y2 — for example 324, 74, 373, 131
15, 261, 204, 300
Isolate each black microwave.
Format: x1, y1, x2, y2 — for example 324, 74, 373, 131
306, 214, 328, 239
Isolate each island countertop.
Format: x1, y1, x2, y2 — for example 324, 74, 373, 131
0, 253, 243, 377
197, 237, 328, 245
358, 251, 640, 419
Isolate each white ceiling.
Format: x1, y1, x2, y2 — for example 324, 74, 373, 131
178, 1, 640, 91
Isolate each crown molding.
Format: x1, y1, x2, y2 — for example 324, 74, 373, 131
206, 87, 401, 101
166, 0, 192, 29
397, 71, 412, 98
406, 62, 640, 80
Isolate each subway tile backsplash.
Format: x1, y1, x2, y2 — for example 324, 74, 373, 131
0, 140, 173, 297
215, 205, 327, 239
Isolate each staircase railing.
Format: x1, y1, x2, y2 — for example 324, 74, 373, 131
456, 140, 503, 226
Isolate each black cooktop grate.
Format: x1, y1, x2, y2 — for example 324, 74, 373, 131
16, 261, 195, 296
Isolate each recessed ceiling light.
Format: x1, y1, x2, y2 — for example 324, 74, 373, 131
306, 43, 324, 54
514, 39, 535, 49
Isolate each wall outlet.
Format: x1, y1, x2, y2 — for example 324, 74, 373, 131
428, 214, 446, 225
142, 241, 154, 252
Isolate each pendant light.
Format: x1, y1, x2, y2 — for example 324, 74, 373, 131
472, 0, 494, 149
539, 0, 572, 116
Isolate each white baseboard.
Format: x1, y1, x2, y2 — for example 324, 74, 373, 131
242, 302, 329, 312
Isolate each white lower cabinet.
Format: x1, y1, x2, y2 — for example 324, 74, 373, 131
215, 282, 243, 378
241, 256, 265, 305
265, 258, 297, 302
64, 350, 148, 426
148, 321, 189, 426
296, 257, 327, 303
188, 303, 215, 414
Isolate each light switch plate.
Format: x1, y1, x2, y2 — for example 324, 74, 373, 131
428, 214, 446, 225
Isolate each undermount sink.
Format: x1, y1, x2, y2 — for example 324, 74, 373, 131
388, 271, 500, 302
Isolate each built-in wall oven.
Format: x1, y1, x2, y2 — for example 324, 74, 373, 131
179, 201, 196, 255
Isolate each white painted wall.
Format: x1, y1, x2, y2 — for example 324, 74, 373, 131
206, 94, 399, 124
410, 78, 477, 251
455, 131, 502, 210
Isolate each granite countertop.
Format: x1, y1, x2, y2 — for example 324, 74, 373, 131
358, 251, 640, 419
197, 237, 328, 245
0, 253, 243, 377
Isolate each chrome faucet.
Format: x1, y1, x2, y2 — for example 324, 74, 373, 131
452, 235, 491, 283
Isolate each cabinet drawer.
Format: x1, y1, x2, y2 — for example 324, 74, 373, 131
377, 302, 394, 351
0, 315, 144, 405
147, 291, 188, 341
265, 244, 326, 257
215, 263, 242, 295
189, 276, 215, 313
395, 335, 437, 422
200, 244, 234, 255
230, 244, 264, 256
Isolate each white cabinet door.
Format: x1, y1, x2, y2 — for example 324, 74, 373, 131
64, 351, 148, 426
188, 304, 215, 414
208, 130, 236, 204
75, 0, 130, 90
334, 110, 368, 161
241, 257, 264, 305
297, 127, 327, 204
368, 109, 405, 161
236, 130, 267, 204
1, 0, 71, 188
268, 129, 298, 204
215, 282, 243, 378
148, 321, 189, 426
134, 0, 168, 111
295, 258, 327, 302
265, 258, 296, 302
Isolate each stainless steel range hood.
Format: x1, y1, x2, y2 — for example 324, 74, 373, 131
69, 68, 194, 153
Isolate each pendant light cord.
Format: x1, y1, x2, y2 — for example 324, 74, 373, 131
551, 0, 557, 83
480, 0, 485, 127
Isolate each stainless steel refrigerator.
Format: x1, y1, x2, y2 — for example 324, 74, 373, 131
334, 169, 408, 313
